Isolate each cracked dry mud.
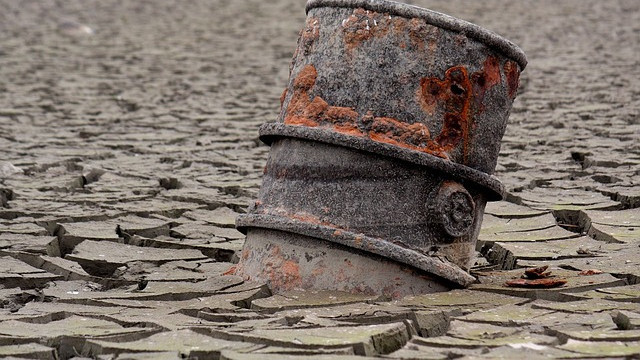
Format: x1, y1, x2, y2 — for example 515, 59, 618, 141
0, 0, 638, 359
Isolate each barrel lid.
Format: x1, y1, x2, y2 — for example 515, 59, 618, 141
306, 0, 527, 70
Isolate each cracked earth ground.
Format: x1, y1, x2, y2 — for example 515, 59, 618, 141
0, 0, 638, 359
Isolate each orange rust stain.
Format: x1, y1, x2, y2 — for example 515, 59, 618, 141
472, 56, 501, 113
392, 17, 406, 32
284, 62, 468, 160
333, 123, 364, 137
336, 268, 348, 282
333, 230, 343, 236
293, 64, 317, 90
282, 261, 302, 281
270, 245, 281, 257
503, 60, 520, 99
418, 76, 440, 115
341, 11, 435, 54
418, 66, 472, 158
223, 266, 237, 276
365, 116, 431, 148
285, 115, 319, 127
324, 106, 359, 124
439, 67, 472, 155
284, 64, 362, 136
418, 57, 507, 163
305, 96, 329, 118
359, 111, 446, 157
261, 244, 303, 291
484, 57, 502, 87
269, 260, 302, 291
284, 64, 320, 127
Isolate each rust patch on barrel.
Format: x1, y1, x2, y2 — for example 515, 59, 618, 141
284, 65, 320, 127
265, 245, 303, 291
342, 8, 391, 51
419, 66, 472, 156
341, 9, 437, 54
472, 56, 501, 113
233, 244, 302, 291
365, 115, 431, 147
503, 60, 520, 99
362, 112, 446, 156
285, 64, 451, 158
418, 57, 508, 163
284, 64, 363, 134
285, 58, 510, 162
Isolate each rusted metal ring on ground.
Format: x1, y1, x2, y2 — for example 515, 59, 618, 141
306, 0, 527, 70
259, 122, 505, 201
236, 213, 477, 287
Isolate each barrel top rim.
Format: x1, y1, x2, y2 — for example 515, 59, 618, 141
306, 0, 527, 70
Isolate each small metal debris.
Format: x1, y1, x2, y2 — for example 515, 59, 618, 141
504, 278, 568, 288
524, 265, 552, 279
505, 266, 567, 288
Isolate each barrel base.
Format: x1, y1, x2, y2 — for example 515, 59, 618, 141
236, 228, 454, 299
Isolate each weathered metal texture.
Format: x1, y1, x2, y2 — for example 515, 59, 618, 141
239, 228, 453, 298
236, 0, 526, 298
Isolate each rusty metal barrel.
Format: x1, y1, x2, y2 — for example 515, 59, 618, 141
235, 0, 526, 298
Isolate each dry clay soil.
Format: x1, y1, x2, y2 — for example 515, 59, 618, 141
0, 0, 639, 359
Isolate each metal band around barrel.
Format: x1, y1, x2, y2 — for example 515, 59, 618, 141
259, 123, 505, 201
